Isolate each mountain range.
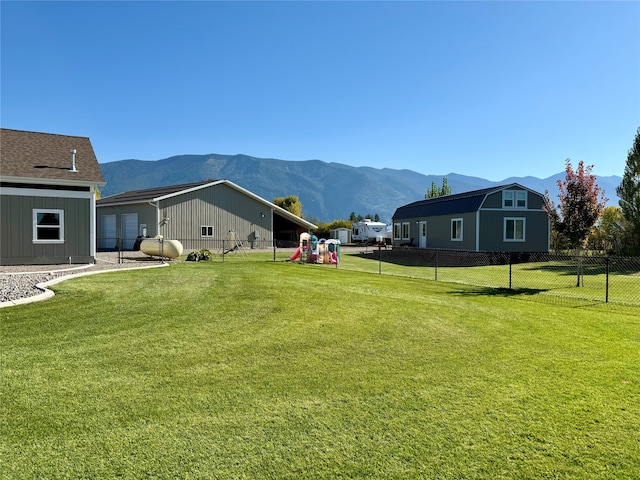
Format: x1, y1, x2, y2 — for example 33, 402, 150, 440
99, 154, 622, 224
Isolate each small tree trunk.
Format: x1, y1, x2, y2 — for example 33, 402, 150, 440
576, 246, 583, 287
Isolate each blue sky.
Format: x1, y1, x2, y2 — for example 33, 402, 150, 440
2, 1, 638, 181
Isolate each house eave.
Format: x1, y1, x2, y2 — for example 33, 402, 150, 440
0, 174, 106, 189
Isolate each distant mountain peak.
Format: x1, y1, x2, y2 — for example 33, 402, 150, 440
99, 154, 622, 223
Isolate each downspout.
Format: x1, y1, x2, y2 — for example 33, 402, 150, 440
90, 186, 97, 258
270, 208, 274, 243
149, 201, 159, 236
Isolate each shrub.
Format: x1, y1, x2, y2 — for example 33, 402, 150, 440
186, 249, 212, 261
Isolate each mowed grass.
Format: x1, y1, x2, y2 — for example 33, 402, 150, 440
337, 251, 640, 306
2, 255, 639, 479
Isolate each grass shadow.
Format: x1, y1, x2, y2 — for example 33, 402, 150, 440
450, 286, 545, 297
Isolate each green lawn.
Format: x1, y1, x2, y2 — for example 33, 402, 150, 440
2, 255, 639, 479
335, 251, 640, 306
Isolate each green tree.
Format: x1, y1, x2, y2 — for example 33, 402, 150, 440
586, 206, 626, 254
425, 177, 453, 199
616, 127, 640, 254
426, 181, 438, 199
349, 213, 382, 223
312, 219, 352, 239
273, 195, 302, 217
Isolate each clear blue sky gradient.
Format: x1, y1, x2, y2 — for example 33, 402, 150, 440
2, 1, 638, 180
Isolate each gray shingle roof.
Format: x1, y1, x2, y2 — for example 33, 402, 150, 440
0, 128, 105, 184
393, 185, 510, 220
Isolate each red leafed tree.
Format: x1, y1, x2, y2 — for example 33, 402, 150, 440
544, 159, 608, 250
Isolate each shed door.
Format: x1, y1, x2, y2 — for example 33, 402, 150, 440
100, 215, 116, 250
419, 221, 427, 248
121, 213, 138, 250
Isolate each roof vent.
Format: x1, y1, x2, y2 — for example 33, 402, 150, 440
70, 149, 78, 172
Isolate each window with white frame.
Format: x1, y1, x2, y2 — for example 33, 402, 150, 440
402, 222, 410, 240
201, 226, 214, 237
503, 190, 527, 208
33, 209, 64, 243
451, 218, 463, 241
504, 217, 526, 241
393, 223, 401, 240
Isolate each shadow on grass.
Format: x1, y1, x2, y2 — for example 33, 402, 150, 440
450, 286, 545, 297
449, 285, 614, 309
524, 265, 640, 278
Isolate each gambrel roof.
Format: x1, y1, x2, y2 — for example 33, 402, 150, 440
0, 128, 105, 185
98, 179, 317, 230
392, 184, 537, 220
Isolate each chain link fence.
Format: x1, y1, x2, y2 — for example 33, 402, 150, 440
97, 237, 289, 263
98, 237, 640, 307
343, 247, 640, 307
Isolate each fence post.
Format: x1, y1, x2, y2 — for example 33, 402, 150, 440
378, 244, 382, 274
222, 239, 225, 262
434, 250, 438, 281
509, 253, 513, 290
273, 239, 277, 262
605, 256, 610, 303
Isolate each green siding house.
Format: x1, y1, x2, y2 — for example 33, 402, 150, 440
96, 180, 316, 251
391, 184, 550, 252
0, 129, 105, 265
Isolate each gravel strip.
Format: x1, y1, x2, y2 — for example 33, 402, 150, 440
0, 252, 169, 305
0, 273, 56, 303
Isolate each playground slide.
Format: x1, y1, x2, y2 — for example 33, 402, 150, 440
289, 247, 301, 261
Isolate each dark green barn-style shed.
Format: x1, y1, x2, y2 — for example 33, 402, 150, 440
391, 184, 550, 252
0, 129, 105, 265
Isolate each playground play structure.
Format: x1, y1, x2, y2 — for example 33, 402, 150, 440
290, 233, 340, 264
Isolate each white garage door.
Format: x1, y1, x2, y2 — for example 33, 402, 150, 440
100, 215, 116, 250
121, 213, 139, 250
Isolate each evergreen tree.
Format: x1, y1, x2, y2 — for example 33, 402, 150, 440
425, 177, 452, 199
439, 177, 452, 196
616, 127, 640, 253
425, 181, 439, 199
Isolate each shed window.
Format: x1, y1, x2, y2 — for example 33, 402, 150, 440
401, 222, 410, 240
393, 223, 401, 240
451, 218, 463, 241
33, 209, 64, 243
503, 190, 527, 208
201, 226, 214, 237
504, 218, 526, 241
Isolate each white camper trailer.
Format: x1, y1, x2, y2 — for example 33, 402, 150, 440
351, 220, 387, 244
